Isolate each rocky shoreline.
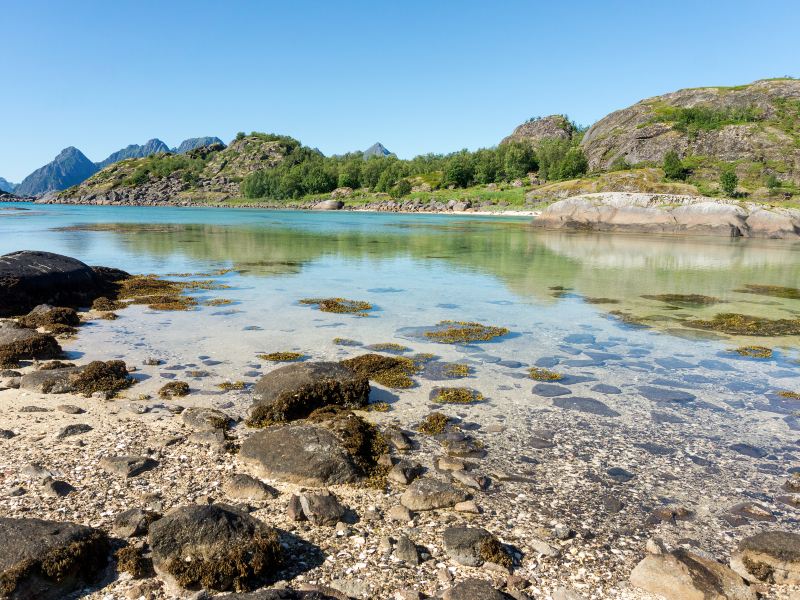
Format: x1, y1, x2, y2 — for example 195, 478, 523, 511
1, 251, 799, 600
533, 193, 800, 239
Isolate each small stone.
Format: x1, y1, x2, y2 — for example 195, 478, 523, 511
387, 504, 413, 522
300, 490, 346, 526
56, 423, 92, 440
0, 429, 15, 439
451, 470, 489, 490
394, 535, 420, 565
443, 527, 509, 567
21, 462, 53, 481
287, 494, 305, 521
113, 508, 161, 538
437, 456, 466, 471
41, 479, 75, 497
646, 538, 667, 555
552, 524, 572, 540
385, 428, 413, 451
443, 579, 507, 600
56, 404, 84, 414
99, 455, 158, 478
7, 486, 26, 497
455, 500, 481, 514
223, 473, 277, 502
388, 461, 420, 485
400, 478, 469, 511
437, 566, 454, 583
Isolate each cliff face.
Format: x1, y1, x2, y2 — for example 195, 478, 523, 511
57, 136, 292, 204
580, 79, 800, 182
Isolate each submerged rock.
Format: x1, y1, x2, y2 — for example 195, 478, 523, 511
630, 548, 756, 600
249, 362, 369, 425
0, 516, 110, 599
148, 504, 282, 592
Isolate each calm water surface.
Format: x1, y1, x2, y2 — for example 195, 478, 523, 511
1, 202, 798, 426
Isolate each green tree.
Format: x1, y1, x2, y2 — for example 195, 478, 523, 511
558, 147, 588, 179
442, 152, 474, 188
765, 173, 781, 194
720, 165, 738, 197
337, 160, 361, 189
390, 179, 412, 198
662, 151, 687, 181
502, 142, 537, 179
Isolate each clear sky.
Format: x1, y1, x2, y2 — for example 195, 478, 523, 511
2, 0, 798, 181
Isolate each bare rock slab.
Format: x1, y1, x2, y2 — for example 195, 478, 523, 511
0, 516, 109, 600
239, 424, 360, 486
630, 549, 757, 600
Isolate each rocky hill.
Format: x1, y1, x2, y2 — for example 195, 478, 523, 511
581, 78, 800, 184
96, 138, 171, 169
15, 147, 99, 197
57, 134, 294, 204
501, 114, 575, 145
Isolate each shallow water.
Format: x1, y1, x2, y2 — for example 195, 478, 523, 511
1, 202, 799, 427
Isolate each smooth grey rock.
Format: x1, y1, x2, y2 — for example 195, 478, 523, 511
240, 424, 360, 486
112, 507, 161, 538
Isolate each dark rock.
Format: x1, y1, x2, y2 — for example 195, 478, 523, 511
0, 250, 126, 317
148, 504, 281, 591
443, 527, 508, 567
224, 591, 341, 600
0, 429, 15, 439
394, 535, 420, 565
181, 407, 230, 431
647, 506, 694, 525
240, 424, 360, 486
41, 479, 75, 497
606, 467, 634, 482
0, 321, 61, 367
287, 495, 305, 521
638, 386, 696, 405
0, 517, 109, 599
249, 362, 369, 425
590, 383, 622, 394
400, 478, 469, 511
56, 423, 92, 439
634, 442, 676, 456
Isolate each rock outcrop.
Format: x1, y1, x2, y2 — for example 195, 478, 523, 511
533, 192, 800, 239
581, 78, 800, 183
501, 114, 575, 145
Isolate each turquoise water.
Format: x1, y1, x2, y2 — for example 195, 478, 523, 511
1, 201, 799, 430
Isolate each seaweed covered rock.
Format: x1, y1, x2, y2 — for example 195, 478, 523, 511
240, 423, 362, 486
0, 250, 127, 317
249, 362, 369, 426
20, 360, 131, 396
341, 353, 420, 389
0, 516, 110, 600
148, 504, 281, 592
630, 548, 756, 600
0, 321, 61, 367
731, 530, 800, 584
18, 304, 79, 334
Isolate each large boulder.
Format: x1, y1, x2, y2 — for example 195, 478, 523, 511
0, 322, 61, 367
312, 199, 344, 210
248, 362, 369, 425
148, 504, 281, 592
731, 530, 800, 584
0, 517, 110, 600
532, 192, 800, 239
501, 115, 575, 146
19, 360, 131, 396
0, 250, 128, 316
239, 423, 361, 486
630, 549, 756, 600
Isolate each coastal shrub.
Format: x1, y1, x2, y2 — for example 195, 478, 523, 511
390, 179, 412, 198
662, 150, 688, 181
656, 104, 762, 137
537, 139, 588, 180
765, 173, 781, 193
720, 165, 738, 196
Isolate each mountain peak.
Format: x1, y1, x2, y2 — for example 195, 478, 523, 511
364, 142, 391, 158
16, 147, 97, 196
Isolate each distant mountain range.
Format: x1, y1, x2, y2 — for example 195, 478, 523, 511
9, 136, 224, 196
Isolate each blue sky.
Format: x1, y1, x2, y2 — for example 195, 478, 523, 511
2, 0, 798, 181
